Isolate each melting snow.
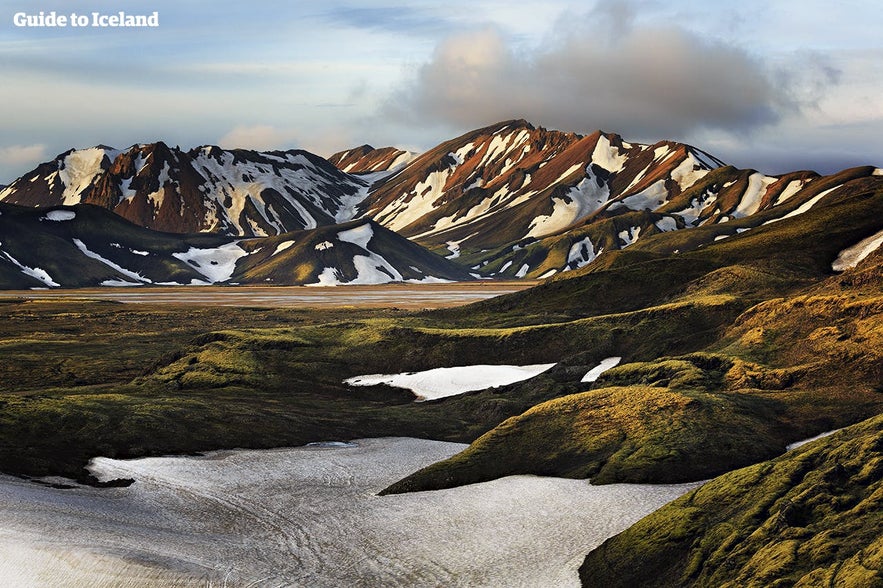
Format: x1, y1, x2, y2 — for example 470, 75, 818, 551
1, 250, 60, 287
566, 237, 601, 270
764, 186, 838, 226
43, 210, 76, 222
315, 241, 334, 251
832, 228, 883, 271
58, 147, 119, 206
786, 429, 843, 451
581, 357, 622, 383
733, 173, 776, 218
515, 264, 530, 278
0, 438, 702, 588
273, 240, 296, 255
655, 217, 678, 232
618, 226, 641, 247
344, 363, 556, 401
171, 241, 248, 283
74, 239, 151, 283
591, 136, 627, 173
772, 180, 806, 205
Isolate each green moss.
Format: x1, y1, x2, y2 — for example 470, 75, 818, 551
579, 414, 883, 588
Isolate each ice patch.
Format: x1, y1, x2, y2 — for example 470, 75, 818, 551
581, 357, 622, 383
171, 241, 248, 283
832, 228, 883, 271
344, 363, 556, 401
44, 210, 76, 222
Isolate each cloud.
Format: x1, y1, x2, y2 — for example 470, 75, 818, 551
217, 125, 302, 151
383, 9, 839, 141
0, 144, 47, 168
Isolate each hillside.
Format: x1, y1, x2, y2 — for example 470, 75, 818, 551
579, 413, 883, 587
0, 202, 468, 287
382, 174, 883, 493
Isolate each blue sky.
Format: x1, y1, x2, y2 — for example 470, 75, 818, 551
1, 0, 881, 181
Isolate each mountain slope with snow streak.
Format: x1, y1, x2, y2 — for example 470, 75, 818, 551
4, 121, 883, 282
328, 145, 418, 175
0, 143, 369, 237
0, 202, 468, 288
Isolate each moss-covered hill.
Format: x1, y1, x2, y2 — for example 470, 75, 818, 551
381, 180, 883, 493
579, 412, 883, 587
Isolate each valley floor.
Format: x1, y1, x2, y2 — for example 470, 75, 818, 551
0, 281, 536, 309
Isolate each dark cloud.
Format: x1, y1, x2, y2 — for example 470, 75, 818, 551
383, 13, 840, 142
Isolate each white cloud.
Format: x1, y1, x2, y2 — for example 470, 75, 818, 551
385, 21, 796, 139
217, 125, 302, 151
0, 144, 47, 168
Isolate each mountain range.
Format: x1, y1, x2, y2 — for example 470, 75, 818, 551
3, 119, 881, 288
2, 120, 883, 586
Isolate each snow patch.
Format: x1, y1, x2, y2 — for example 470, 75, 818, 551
58, 147, 119, 206
515, 264, 530, 278
566, 237, 601, 270
171, 241, 248, 283
591, 136, 627, 173
786, 429, 842, 451
1, 250, 60, 287
315, 241, 334, 251
733, 173, 776, 218
74, 239, 151, 283
307, 267, 341, 286
620, 180, 667, 211
44, 210, 76, 222
344, 363, 556, 401
764, 186, 838, 226
655, 217, 678, 232
618, 226, 641, 247
773, 180, 805, 205
581, 357, 622, 383
273, 240, 296, 255
832, 228, 883, 271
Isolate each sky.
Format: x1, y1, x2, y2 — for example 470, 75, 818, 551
1, 0, 882, 182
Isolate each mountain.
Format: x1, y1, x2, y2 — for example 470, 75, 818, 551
4, 120, 883, 284
0, 143, 368, 236
327, 145, 417, 175
354, 120, 882, 278
0, 202, 468, 288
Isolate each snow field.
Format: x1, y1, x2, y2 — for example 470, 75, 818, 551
0, 438, 701, 587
